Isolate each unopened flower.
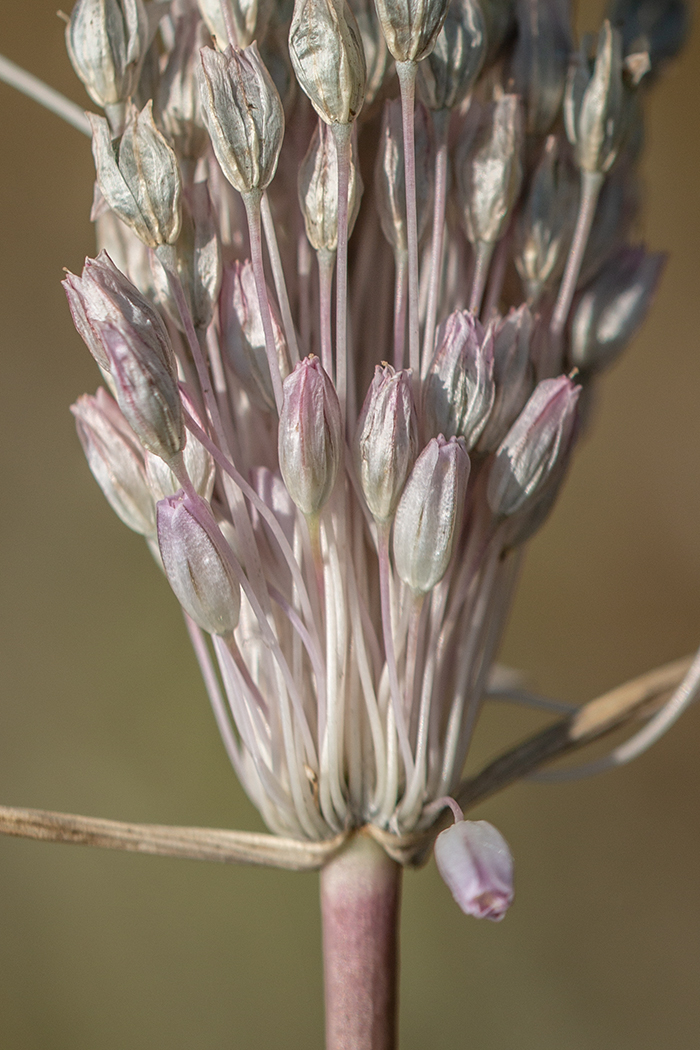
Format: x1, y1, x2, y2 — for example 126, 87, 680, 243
289, 0, 367, 126
355, 364, 418, 522
423, 310, 495, 448
435, 817, 514, 921
564, 20, 629, 175
65, 0, 150, 114
374, 0, 450, 64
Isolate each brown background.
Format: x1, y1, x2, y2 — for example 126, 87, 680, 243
0, 2, 699, 1047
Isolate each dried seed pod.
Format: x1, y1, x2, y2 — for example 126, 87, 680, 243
355, 364, 419, 522
66, 0, 150, 111
298, 121, 364, 255
435, 819, 514, 921
509, 0, 572, 135
157, 12, 210, 162
417, 0, 486, 112
373, 0, 450, 64
289, 0, 367, 125
423, 310, 495, 449
375, 98, 434, 258
564, 20, 629, 174
198, 43, 285, 196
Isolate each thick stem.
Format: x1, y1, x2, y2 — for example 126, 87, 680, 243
321, 834, 401, 1050
396, 62, 421, 389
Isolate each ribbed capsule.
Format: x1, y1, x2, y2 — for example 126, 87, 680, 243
373, 0, 450, 63
89, 102, 182, 248
564, 20, 628, 174
375, 99, 434, 258
65, 0, 150, 111
198, 43, 285, 196
393, 435, 470, 595
417, 0, 485, 112
289, 0, 367, 125
422, 311, 495, 449
298, 121, 364, 254
355, 365, 419, 522
435, 819, 514, 921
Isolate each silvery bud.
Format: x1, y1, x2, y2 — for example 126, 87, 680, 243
510, 0, 572, 135
146, 390, 215, 501
157, 13, 210, 162
65, 0, 150, 111
89, 102, 182, 248
423, 311, 495, 449
393, 435, 470, 595
278, 356, 343, 516
515, 136, 578, 306
348, 0, 389, 110
570, 246, 665, 372
100, 320, 185, 462
564, 20, 627, 174
374, 0, 450, 64
71, 388, 155, 536
198, 43, 285, 197
289, 0, 367, 125
220, 259, 289, 413
157, 491, 241, 636
375, 99, 434, 258
478, 305, 533, 452
487, 374, 580, 518
298, 121, 364, 255
417, 0, 485, 112
355, 365, 419, 522
435, 819, 514, 921
456, 94, 524, 247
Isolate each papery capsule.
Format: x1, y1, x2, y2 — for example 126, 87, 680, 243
289, 0, 367, 125
487, 375, 580, 518
423, 311, 495, 448
435, 819, 514, 921
478, 305, 533, 452
417, 0, 485, 112
375, 99, 434, 258
89, 102, 182, 248
71, 388, 155, 536
157, 491, 241, 636
393, 435, 470, 594
510, 0, 572, 135
66, 0, 150, 112
278, 357, 343, 516
157, 12, 210, 162
145, 390, 215, 502
298, 121, 364, 255
564, 20, 628, 174
198, 43, 285, 197
570, 246, 665, 372
374, 0, 450, 64
355, 365, 418, 522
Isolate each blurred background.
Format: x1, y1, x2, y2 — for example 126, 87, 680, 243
0, 2, 699, 1047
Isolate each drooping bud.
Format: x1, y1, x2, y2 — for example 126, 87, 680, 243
374, 99, 434, 258
278, 357, 343, 516
198, 43, 285, 197
298, 120, 364, 255
393, 435, 470, 594
564, 20, 629, 174
373, 0, 450, 64
289, 0, 367, 125
89, 102, 182, 248
220, 259, 289, 413
456, 94, 524, 248
347, 0, 389, 110
478, 305, 533, 452
423, 311, 495, 449
157, 13, 210, 162
509, 0, 572, 135
435, 818, 514, 921
145, 389, 215, 501
417, 0, 485, 112
515, 135, 578, 306
355, 365, 419, 522
570, 246, 665, 372
65, 0, 150, 112
71, 388, 155, 536
487, 374, 580, 518
157, 491, 241, 636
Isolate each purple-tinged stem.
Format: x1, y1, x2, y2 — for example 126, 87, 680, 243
469, 239, 496, 316
243, 193, 285, 414
298, 232, 313, 354
550, 169, 604, 340
261, 192, 300, 364
393, 252, 408, 370
321, 834, 401, 1050
319, 250, 335, 378
377, 524, 414, 778
219, 0, 238, 46
396, 62, 421, 389
333, 123, 352, 426
422, 108, 450, 373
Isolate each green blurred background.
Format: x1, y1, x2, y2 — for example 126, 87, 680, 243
0, 2, 699, 1047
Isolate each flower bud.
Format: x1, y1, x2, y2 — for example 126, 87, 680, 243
487, 374, 580, 518
298, 120, 364, 255
435, 819, 514, 921
289, 0, 367, 125
478, 305, 533, 453
564, 20, 628, 174
393, 435, 470, 594
374, 0, 450, 63
417, 0, 485, 112
145, 390, 215, 501
456, 94, 524, 247
375, 99, 434, 258
355, 365, 419, 522
347, 0, 389, 110
65, 0, 150, 111
157, 13, 210, 162
423, 311, 495, 449
220, 259, 289, 413
89, 102, 182, 248
570, 246, 665, 372
198, 43, 285, 196
278, 357, 343, 516
509, 0, 572, 135
71, 388, 155, 536
157, 492, 241, 636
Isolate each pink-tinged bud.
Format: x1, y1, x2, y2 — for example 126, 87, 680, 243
63, 250, 174, 375
71, 388, 154, 536
101, 322, 185, 462
278, 356, 342, 516
487, 375, 580, 518
435, 819, 514, 921
157, 492, 241, 636
393, 435, 470, 594
478, 305, 533, 453
423, 310, 495, 448
355, 364, 418, 522
145, 390, 215, 502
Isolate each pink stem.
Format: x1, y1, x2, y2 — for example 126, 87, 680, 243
332, 123, 352, 425
319, 249, 335, 378
396, 62, 421, 388
550, 169, 604, 340
393, 252, 408, 370
422, 108, 450, 373
243, 193, 285, 413
261, 192, 300, 364
469, 240, 496, 316
321, 834, 401, 1050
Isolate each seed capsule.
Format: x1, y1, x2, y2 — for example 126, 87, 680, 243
375, 99, 434, 258
66, 0, 150, 111
355, 365, 418, 522
423, 311, 495, 449
374, 0, 450, 64
298, 121, 364, 255
289, 0, 367, 125
564, 20, 629, 175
